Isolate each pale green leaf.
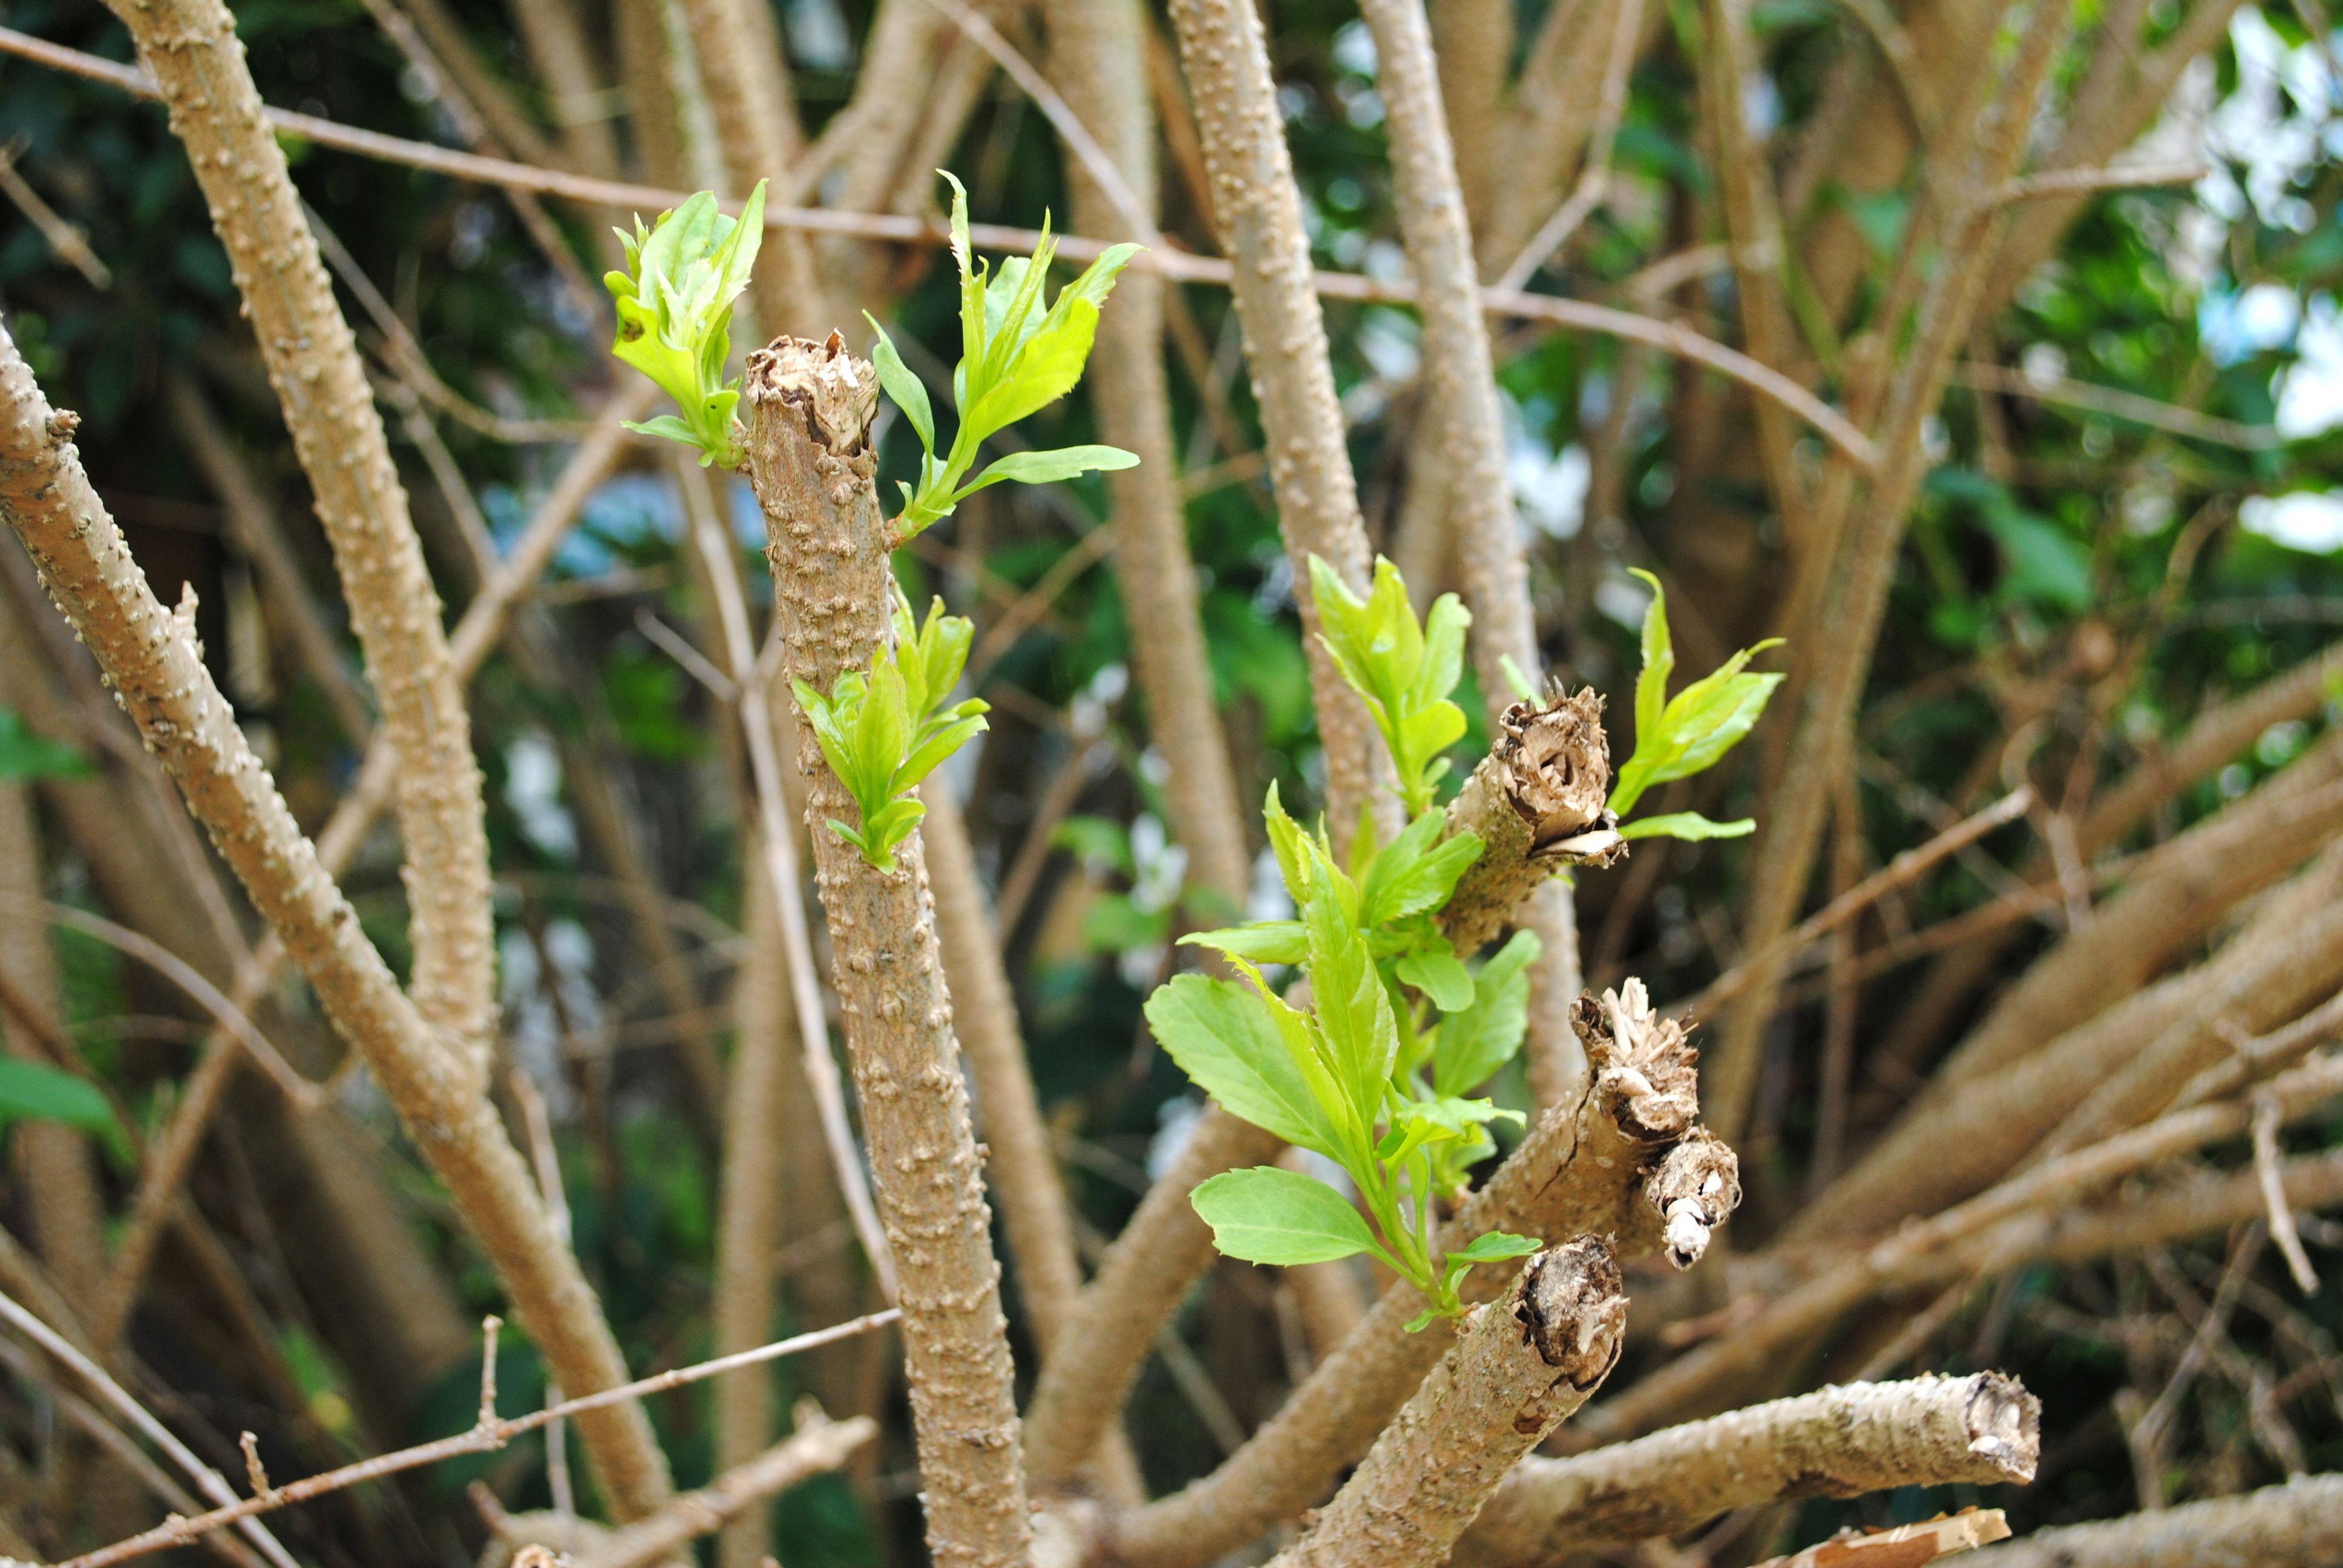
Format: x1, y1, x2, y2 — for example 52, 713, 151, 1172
1147, 975, 1335, 1154
1191, 1165, 1380, 1266
1434, 929, 1542, 1096
1618, 811, 1756, 841
867, 316, 934, 456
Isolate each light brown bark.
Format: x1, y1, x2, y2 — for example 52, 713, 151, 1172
1428, 0, 1512, 237
1044, 0, 1254, 916
105, 0, 496, 1085
1270, 1243, 1628, 1568
1455, 1373, 2039, 1566
1162, 0, 1392, 852
578, 1414, 881, 1568
671, 0, 828, 335
0, 780, 108, 1314
714, 827, 792, 1568
1360, 0, 1590, 1109
1093, 981, 1737, 1568
1977, 1474, 2343, 1567
163, 375, 373, 746
1440, 691, 1620, 955
742, 334, 1029, 1568
1708, 0, 2077, 1142
0, 325, 673, 1521
1474, 0, 1610, 276
504, 0, 621, 179
1799, 804, 2343, 1244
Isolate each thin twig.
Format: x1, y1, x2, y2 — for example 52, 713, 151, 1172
1949, 359, 2283, 449
2255, 1094, 2322, 1295
3, 897, 320, 1106
0, 1288, 301, 1568
42, 1308, 901, 1568
0, 25, 1872, 465
0, 136, 110, 287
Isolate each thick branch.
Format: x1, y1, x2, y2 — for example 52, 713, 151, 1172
1977, 1474, 2343, 1567
104, 0, 495, 1082
0, 326, 673, 1521
1441, 691, 1621, 955
1096, 982, 1737, 1568
742, 333, 1028, 1568
1270, 1243, 1627, 1568
1455, 1374, 2039, 1566
1162, 0, 1391, 851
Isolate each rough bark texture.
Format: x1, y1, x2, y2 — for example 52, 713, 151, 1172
1163, 0, 1391, 851
1441, 691, 1621, 955
1455, 1373, 2040, 1566
1709, 0, 2075, 1143
103, 0, 496, 1084
1095, 985, 1736, 1568
1044, 0, 1255, 916
1975, 1474, 2343, 1568
921, 780, 1083, 1354
671, 0, 828, 335
742, 333, 1029, 1568
1360, 0, 1590, 1111
0, 325, 673, 1523
1268, 1243, 1628, 1568
1024, 1104, 1282, 1489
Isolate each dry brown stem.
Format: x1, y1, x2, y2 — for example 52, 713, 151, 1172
0, 325, 673, 1521
574, 1412, 879, 1568
103, 0, 496, 1083
1455, 1374, 2039, 1566
1976, 1473, 2343, 1567
1268, 1243, 1628, 1568
742, 334, 1028, 1568
1441, 691, 1622, 955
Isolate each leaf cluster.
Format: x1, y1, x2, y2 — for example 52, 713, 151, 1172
1609, 569, 1784, 841
793, 592, 989, 871
868, 174, 1144, 540
603, 183, 767, 468
1307, 555, 1472, 816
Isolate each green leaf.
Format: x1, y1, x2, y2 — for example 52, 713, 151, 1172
1611, 630, 1785, 818
1146, 975, 1336, 1155
1307, 555, 1472, 815
1439, 1230, 1543, 1293
955, 445, 1139, 498
1498, 653, 1540, 704
1179, 922, 1310, 965
867, 316, 934, 456
0, 711, 90, 781
1395, 946, 1475, 1012
1360, 814, 1483, 928
1629, 568, 1674, 757
1191, 1165, 1380, 1266
1619, 811, 1755, 841
1434, 929, 1542, 1096
0, 1059, 122, 1160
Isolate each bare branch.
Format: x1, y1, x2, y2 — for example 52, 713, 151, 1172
1455, 1374, 2038, 1565
1979, 1475, 2343, 1567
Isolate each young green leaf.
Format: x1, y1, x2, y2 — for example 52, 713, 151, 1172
1394, 945, 1475, 1012
1191, 1165, 1385, 1266
1360, 813, 1484, 928
604, 182, 765, 467
1434, 929, 1542, 1096
1145, 975, 1339, 1156
1307, 555, 1471, 815
1179, 921, 1310, 966
1437, 1230, 1543, 1293
0, 1058, 126, 1162
1610, 567, 1784, 820
1618, 811, 1756, 841
873, 172, 1145, 540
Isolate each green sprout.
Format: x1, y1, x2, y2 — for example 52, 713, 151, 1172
865, 172, 1144, 541
1161, 788, 1541, 1329
1608, 569, 1784, 842
603, 182, 767, 468
1306, 555, 1471, 817
792, 592, 990, 871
